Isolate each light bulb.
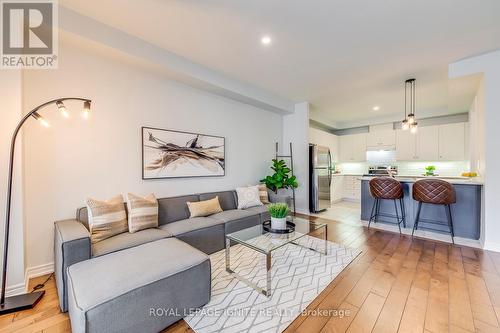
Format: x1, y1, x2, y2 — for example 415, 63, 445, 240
407, 114, 415, 124
402, 120, 409, 130
32, 112, 50, 127
410, 123, 418, 134
56, 101, 69, 118
83, 100, 91, 119
39, 117, 50, 127
261, 36, 271, 45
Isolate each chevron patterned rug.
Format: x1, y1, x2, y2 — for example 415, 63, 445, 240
185, 235, 361, 333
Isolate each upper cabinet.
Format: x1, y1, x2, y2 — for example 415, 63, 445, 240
438, 122, 466, 161
366, 129, 396, 150
309, 127, 340, 162
396, 122, 466, 161
339, 133, 367, 162
417, 126, 440, 161
396, 129, 416, 160
337, 122, 467, 163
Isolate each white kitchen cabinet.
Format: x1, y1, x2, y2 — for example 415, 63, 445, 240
396, 125, 439, 161
331, 175, 344, 203
366, 129, 396, 149
396, 129, 415, 160
339, 133, 367, 162
439, 122, 466, 161
342, 175, 361, 201
417, 126, 439, 161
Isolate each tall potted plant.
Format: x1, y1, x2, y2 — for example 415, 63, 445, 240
260, 159, 298, 194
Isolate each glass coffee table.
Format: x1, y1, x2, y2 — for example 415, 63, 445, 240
225, 216, 327, 297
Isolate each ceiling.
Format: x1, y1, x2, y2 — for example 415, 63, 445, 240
61, 0, 500, 128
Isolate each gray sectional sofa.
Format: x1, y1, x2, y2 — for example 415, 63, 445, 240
54, 189, 284, 332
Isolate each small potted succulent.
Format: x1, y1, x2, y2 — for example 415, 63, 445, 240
268, 203, 289, 230
425, 165, 436, 176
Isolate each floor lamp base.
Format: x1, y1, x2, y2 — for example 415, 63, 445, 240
0, 290, 45, 315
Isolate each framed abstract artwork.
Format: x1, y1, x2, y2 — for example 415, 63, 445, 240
142, 126, 225, 179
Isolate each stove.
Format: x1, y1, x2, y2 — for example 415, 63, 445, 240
364, 166, 398, 177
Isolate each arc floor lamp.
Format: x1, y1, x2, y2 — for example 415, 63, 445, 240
0, 97, 91, 314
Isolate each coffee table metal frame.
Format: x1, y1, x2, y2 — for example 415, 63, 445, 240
225, 218, 327, 297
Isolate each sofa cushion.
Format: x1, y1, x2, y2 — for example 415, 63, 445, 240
176, 224, 225, 255
159, 217, 224, 236
158, 195, 199, 225
224, 212, 261, 237
76, 207, 90, 230
92, 228, 172, 257
187, 197, 223, 218
245, 204, 271, 222
210, 209, 257, 222
198, 191, 237, 211
67, 238, 210, 333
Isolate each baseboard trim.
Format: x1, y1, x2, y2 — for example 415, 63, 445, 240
483, 241, 500, 252
5, 282, 27, 298
25, 262, 54, 280
6, 262, 54, 297
341, 198, 361, 203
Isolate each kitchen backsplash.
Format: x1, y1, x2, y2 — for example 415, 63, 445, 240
338, 161, 470, 177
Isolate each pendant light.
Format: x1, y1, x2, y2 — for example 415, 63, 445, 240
402, 78, 418, 133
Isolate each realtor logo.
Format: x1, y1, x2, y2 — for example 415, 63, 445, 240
1, 0, 58, 68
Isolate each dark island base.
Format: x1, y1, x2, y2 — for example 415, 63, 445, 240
361, 180, 482, 240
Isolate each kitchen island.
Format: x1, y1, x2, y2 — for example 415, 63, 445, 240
360, 176, 483, 240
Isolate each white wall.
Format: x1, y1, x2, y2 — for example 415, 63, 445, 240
308, 127, 339, 162
21, 37, 283, 270
283, 102, 309, 213
0, 71, 27, 294
468, 78, 485, 176
450, 49, 500, 251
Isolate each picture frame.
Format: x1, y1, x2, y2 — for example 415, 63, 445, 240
142, 126, 225, 179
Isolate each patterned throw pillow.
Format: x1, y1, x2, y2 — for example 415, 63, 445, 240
187, 196, 223, 218
126, 193, 159, 233
86, 195, 128, 244
236, 185, 263, 209
258, 184, 270, 204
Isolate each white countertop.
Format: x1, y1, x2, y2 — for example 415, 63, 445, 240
359, 175, 483, 185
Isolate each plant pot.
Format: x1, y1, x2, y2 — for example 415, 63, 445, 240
271, 217, 287, 230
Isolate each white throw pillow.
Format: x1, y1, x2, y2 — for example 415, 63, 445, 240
236, 185, 263, 209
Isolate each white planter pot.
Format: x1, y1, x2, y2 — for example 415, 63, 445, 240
271, 217, 287, 230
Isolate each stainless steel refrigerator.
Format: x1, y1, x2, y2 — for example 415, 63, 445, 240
309, 144, 332, 213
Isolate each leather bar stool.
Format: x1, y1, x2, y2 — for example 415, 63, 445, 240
412, 179, 456, 243
368, 177, 406, 233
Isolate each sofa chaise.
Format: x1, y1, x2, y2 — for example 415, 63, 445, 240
54, 188, 286, 332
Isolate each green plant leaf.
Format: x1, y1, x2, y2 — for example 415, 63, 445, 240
268, 203, 290, 218
261, 159, 298, 192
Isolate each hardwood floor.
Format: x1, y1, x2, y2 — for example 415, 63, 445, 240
2, 214, 500, 333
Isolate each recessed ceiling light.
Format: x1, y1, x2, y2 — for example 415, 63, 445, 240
372, 106, 380, 111
261, 36, 271, 45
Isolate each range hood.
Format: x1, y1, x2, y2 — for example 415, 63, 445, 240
366, 145, 396, 151
366, 124, 396, 151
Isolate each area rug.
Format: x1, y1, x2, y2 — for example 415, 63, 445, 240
185, 235, 361, 333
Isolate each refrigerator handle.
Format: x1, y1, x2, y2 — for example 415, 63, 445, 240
328, 150, 332, 187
